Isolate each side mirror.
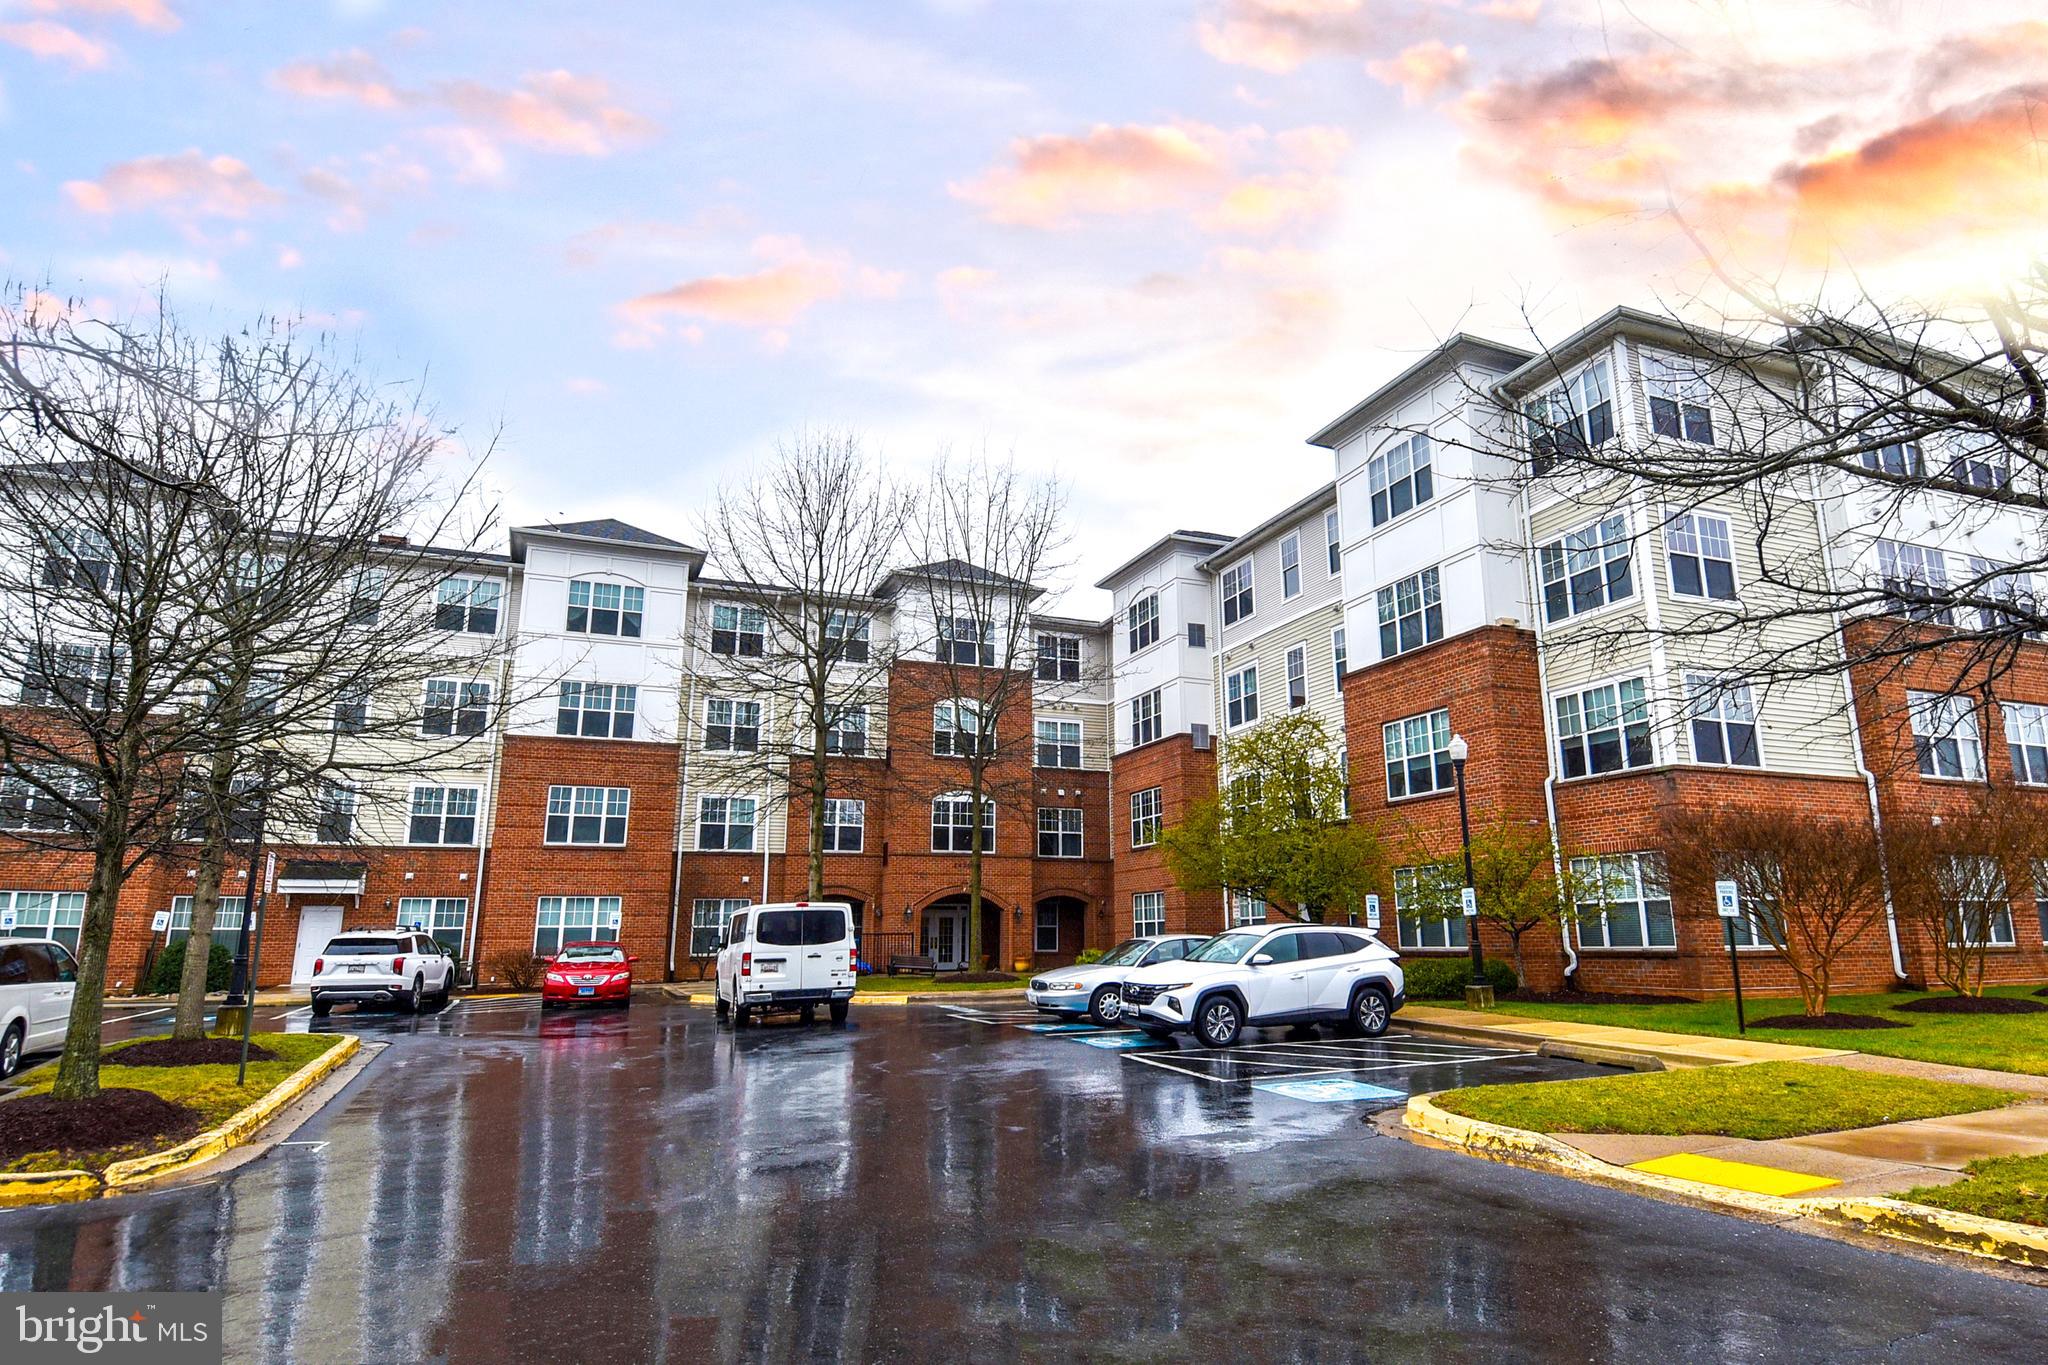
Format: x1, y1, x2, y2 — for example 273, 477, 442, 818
1249, 953, 1274, 967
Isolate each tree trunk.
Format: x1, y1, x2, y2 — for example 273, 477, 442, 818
967, 769, 985, 971
173, 821, 229, 1040
52, 786, 134, 1102
807, 725, 828, 902
1509, 933, 1529, 990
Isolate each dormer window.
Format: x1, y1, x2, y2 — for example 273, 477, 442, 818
568, 581, 643, 637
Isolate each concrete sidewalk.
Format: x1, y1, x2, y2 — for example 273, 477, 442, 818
1398, 1004, 1853, 1068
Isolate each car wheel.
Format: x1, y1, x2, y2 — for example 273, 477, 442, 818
1088, 986, 1124, 1026
1351, 986, 1392, 1037
310, 997, 332, 1018
799, 1004, 816, 1024
0, 1021, 23, 1080
732, 983, 752, 1028
829, 1001, 850, 1025
1196, 996, 1242, 1048
407, 975, 425, 1014
715, 994, 730, 1021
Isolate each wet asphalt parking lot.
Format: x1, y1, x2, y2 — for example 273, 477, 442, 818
2, 994, 2045, 1362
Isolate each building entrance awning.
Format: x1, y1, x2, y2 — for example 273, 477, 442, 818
276, 860, 367, 896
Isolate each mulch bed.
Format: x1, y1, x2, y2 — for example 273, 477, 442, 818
1750, 1012, 1908, 1030
106, 1038, 278, 1067
0, 1089, 203, 1168
1893, 995, 2048, 1016
1508, 992, 1699, 1007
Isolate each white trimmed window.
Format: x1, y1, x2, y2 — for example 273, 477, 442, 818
1368, 432, 1434, 526
710, 601, 765, 656
1325, 508, 1341, 575
166, 895, 244, 950
408, 785, 479, 845
1036, 632, 1081, 682
1861, 441, 1924, 477
315, 785, 356, 843
1524, 358, 1614, 471
421, 678, 491, 737
0, 766, 94, 832
704, 697, 762, 753
1385, 708, 1454, 799
1037, 807, 1083, 858
1666, 512, 1736, 600
1909, 691, 1984, 781
934, 698, 992, 757
932, 793, 994, 853
1539, 514, 1633, 623
696, 795, 756, 852
826, 705, 868, 756
42, 526, 115, 591
691, 898, 748, 957
1226, 665, 1259, 729
1, 891, 88, 953
1394, 865, 1464, 950
1336, 746, 1349, 817
1035, 904, 1061, 953
1131, 689, 1161, 746
1221, 559, 1253, 626
822, 798, 864, 853
1332, 627, 1347, 679
435, 577, 501, 634
19, 641, 119, 708
535, 896, 621, 956
1877, 540, 1953, 624
1555, 678, 1653, 779
1643, 351, 1715, 444
937, 615, 993, 666
1941, 856, 2014, 947
569, 580, 644, 638
547, 785, 630, 845
1133, 891, 1165, 938
1035, 718, 1082, 768
1128, 594, 1160, 652
1280, 533, 1302, 599
1130, 787, 1162, 848
2033, 860, 2048, 943
397, 897, 467, 955
558, 682, 636, 739
1230, 891, 1267, 926
1572, 853, 1675, 949
1286, 644, 1307, 710
333, 687, 369, 734
2004, 701, 2048, 785
1376, 567, 1443, 658
1685, 675, 1760, 768
1943, 435, 2010, 491
824, 611, 869, 663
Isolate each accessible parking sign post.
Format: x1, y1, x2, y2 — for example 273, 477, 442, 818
1714, 879, 1746, 1034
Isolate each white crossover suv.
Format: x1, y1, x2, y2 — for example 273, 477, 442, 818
1117, 922, 1404, 1048
0, 937, 78, 1079
1025, 934, 1208, 1025
309, 930, 457, 1016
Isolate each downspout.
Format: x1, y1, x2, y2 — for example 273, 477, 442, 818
1518, 476, 1577, 980
669, 659, 699, 981
1815, 492, 1908, 979
461, 650, 512, 984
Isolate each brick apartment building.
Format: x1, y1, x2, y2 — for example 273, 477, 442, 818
5, 303, 2047, 998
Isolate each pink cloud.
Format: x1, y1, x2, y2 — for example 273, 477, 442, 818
62, 150, 280, 219
951, 123, 1231, 227
27, 0, 177, 31
270, 50, 402, 109
1367, 40, 1470, 104
623, 260, 841, 326
432, 70, 655, 156
1197, 1, 1371, 74
0, 20, 110, 69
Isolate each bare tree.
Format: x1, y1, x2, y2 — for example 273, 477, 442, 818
1885, 785, 2048, 997
690, 431, 916, 902
900, 452, 1068, 971
0, 290, 507, 1094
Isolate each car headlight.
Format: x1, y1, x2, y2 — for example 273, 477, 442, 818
1150, 982, 1194, 993
1047, 981, 1086, 991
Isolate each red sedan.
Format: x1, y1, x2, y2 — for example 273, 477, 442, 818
540, 942, 636, 1009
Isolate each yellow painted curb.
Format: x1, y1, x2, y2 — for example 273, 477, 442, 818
0, 1168, 99, 1208
1628, 1151, 1840, 1197
1404, 1093, 2048, 1270
102, 1036, 361, 1191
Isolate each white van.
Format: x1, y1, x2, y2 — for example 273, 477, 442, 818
0, 937, 78, 1079
715, 902, 856, 1026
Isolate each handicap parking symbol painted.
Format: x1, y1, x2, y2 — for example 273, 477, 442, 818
1018, 1022, 1101, 1033
1072, 1033, 1158, 1049
1251, 1077, 1407, 1104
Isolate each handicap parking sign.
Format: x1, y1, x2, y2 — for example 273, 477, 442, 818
1252, 1077, 1407, 1104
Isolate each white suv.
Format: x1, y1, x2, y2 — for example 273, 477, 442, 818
0, 937, 78, 1079
1118, 922, 1403, 1047
309, 930, 456, 1016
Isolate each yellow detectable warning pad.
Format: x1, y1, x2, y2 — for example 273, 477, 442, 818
1626, 1152, 1841, 1197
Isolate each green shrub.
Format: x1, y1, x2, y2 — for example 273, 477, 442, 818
486, 947, 546, 990
1401, 956, 1518, 1000
144, 939, 234, 995
1074, 948, 1105, 965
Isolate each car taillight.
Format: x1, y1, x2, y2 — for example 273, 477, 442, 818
313, 957, 324, 976
392, 956, 405, 973
741, 951, 752, 977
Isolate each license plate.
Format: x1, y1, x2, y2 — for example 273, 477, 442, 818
348, 964, 368, 974
577, 986, 595, 996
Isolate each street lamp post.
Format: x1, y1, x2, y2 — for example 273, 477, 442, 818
1448, 734, 1493, 1008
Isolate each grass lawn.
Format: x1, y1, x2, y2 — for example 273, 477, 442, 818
1433, 1060, 2020, 1140
6, 1032, 345, 1173
855, 974, 1029, 993
1458, 985, 2048, 1076
1907, 1153, 2048, 1228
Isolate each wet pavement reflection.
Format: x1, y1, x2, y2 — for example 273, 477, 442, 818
1, 997, 2043, 1362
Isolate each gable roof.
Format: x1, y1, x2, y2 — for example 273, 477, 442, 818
1093, 529, 1236, 590
1306, 334, 1533, 449
510, 517, 705, 564
874, 557, 1042, 598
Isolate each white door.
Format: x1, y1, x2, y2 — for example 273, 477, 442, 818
292, 905, 344, 984
923, 910, 964, 970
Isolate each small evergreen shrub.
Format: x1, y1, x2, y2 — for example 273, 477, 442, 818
1401, 957, 1518, 1000
143, 939, 234, 996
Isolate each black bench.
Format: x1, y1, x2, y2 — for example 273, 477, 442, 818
888, 954, 937, 977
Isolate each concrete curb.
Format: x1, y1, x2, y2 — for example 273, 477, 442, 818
0, 1036, 361, 1207
660, 984, 1029, 1007
1403, 1092, 2048, 1271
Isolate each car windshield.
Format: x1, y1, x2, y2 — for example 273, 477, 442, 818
1186, 931, 1264, 964
558, 944, 624, 962
1096, 939, 1149, 967
323, 938, 403, 955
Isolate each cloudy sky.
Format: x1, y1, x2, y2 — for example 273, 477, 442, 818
3, 0, 2044, 610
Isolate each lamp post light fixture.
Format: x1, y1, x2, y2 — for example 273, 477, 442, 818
1447, 733, 1493, 1008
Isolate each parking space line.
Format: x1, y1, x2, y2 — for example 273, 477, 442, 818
1126, 1051, 1523, 1085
